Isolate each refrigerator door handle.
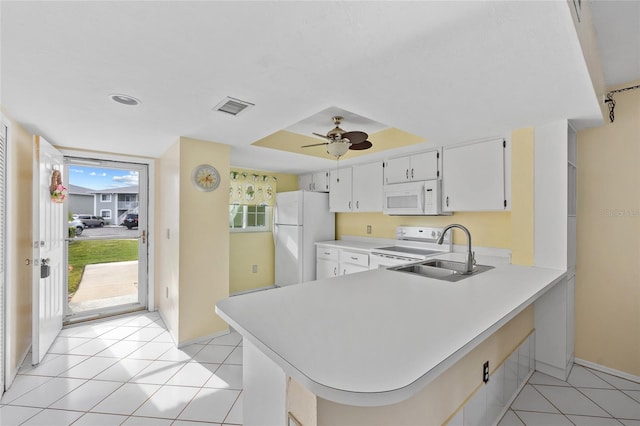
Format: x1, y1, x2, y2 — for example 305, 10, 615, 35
272, 202, 278, 246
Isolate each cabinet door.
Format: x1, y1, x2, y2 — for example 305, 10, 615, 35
312, 171, 330, 192
353, 162, 383, 212
317, 259, 338, 280
384, 156, 411, 184
410, 151, 439, 181
329, 168, 353, 212
443, 139, 505, 211
298, 173, 314, 191
341, 263, 369, 276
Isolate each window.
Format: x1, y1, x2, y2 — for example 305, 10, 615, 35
101, 194, 112, 202
100, 209, 112, 219
229, 205, 271, 232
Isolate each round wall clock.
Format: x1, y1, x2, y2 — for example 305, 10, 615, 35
192, 164, 220, 192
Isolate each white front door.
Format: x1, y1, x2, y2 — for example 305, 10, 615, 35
32, 136, 65, 364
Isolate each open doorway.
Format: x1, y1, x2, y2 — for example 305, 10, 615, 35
64, 157, 148, 323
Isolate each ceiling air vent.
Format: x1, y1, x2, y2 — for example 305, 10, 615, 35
213, 97, 254, 116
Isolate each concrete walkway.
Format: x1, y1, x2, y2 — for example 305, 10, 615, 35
69, 260, 138, 313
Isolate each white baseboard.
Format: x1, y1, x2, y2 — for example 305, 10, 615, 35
177, 328, 230, 349
574, 358, 640, 384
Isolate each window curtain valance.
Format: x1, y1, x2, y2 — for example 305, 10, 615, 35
229, 169, 277, 206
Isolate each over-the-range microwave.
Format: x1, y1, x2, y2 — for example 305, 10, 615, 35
382, 180, 448, 215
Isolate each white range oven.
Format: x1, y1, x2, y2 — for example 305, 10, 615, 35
369, 226, 452, 269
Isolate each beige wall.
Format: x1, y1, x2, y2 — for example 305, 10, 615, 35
576, 80, 640, 376
229, 169, 298, 294
2, 111, 34, 381
156, 137, 231, 344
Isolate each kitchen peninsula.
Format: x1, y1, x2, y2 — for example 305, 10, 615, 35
216, 253, 568, 425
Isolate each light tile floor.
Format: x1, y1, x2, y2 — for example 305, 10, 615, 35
3, 311, 639, 426
0, 311, 243, 426
500, 364, 640, 426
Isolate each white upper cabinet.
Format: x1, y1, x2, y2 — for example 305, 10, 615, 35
443, 138, 507, 212
298, 173, 314, 191
384, 150, 440, 184
298, 171, 330, 192
352, 162, 383, 212
329, 167, 353, 212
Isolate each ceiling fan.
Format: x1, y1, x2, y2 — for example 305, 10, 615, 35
301, 116, 373, 159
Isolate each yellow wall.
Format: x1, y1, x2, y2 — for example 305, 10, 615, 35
336, 211, 511, 248
510, 128, 535, 266
575, 80, 640, 376
156, 137, 231, 344
229, 169, 298, 294
2, 111, 34, 381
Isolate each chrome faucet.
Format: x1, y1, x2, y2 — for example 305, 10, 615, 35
437, 224, 475, 274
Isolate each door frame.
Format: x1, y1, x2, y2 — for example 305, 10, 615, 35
0, 119, 7, 393
60, 149, 156, 313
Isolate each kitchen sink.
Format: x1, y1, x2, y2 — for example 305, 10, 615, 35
389, 259, 494, 282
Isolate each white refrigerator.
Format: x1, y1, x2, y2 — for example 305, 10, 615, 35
274, 190, 335, 286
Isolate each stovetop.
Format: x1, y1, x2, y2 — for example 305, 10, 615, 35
373, 246, 443, 257
370, 226, 453, 259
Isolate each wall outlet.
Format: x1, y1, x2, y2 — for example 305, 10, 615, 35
252, 264, 258, 273
366, 225, 372, 234
483, 361, 490, 383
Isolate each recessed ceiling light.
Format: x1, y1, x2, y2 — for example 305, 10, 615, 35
109, 94, 141, 106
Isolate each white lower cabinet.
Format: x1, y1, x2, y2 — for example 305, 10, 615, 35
316, 245, 370, 279
317, 258, 338, 280
316, 245, 339, 280
339, 250, 369, 275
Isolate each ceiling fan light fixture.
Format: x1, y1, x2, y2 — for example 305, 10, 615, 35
327, 141, 350, 158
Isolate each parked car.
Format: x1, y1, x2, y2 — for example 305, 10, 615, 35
68, 219, 85, 236
122, 213, 138, 229
77, 214, 105, 228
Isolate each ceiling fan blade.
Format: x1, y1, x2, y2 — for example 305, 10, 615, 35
349, 141, 373, 150
312, 132, 333, 141
341, 131, 368, 145
301, 142, 329, 148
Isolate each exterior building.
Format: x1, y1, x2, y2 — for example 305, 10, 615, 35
67, 184, 139, 225
67, 184, 94, 217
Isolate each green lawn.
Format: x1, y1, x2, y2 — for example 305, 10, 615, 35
68, 239, 138, 295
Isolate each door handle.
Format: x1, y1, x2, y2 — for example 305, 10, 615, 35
406, 169, 409, 179
333, 267, 337, 276
141, 230, 146, 244
411, 168, 414, 179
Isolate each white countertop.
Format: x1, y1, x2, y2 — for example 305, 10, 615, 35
216, 254, 565, 406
